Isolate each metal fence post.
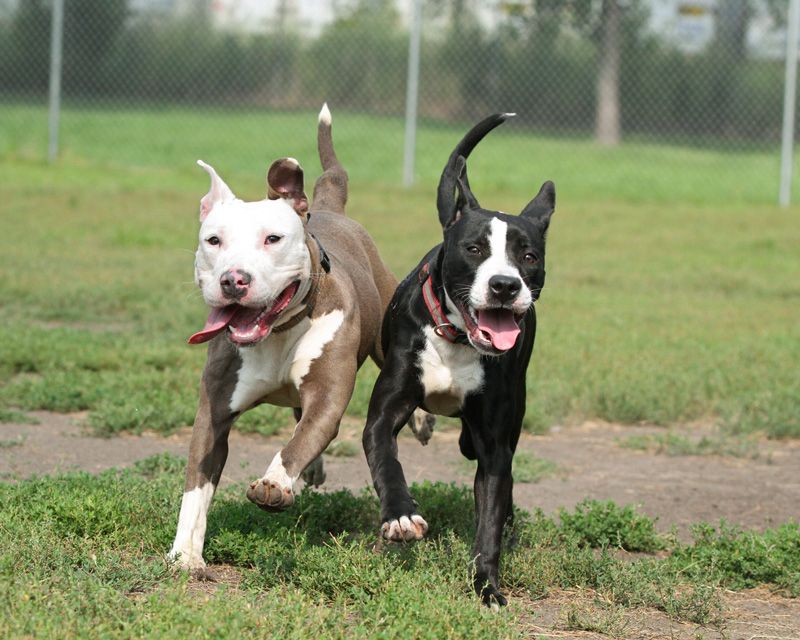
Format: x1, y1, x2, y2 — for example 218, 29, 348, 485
402, 0, 423, 188
48, 0, 65, 163
779, 0, 800, 206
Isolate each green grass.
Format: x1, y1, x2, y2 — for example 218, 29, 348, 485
459, 452, 559, 484
0, 408, 39, 424
618, 430, 760, 459
2, 453, 799, 636
326, 439, 360, 458
511, 452, 560, 483
1, 103, 799, 440
558, 499, 666, 553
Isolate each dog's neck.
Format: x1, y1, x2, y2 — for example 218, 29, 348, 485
418, 254, 469, 345
272, 233, 330, 332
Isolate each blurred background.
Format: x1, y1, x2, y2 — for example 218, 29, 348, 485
1, 0, 798, 200
0, 1, 798, 439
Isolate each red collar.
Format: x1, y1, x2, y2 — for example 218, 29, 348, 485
418, 263, 466, 344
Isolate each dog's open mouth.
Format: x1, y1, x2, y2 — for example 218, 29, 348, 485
188, 281, 300, 346
460, 306, 523, 352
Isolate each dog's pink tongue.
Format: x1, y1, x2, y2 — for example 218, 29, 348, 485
188, 306, 237, 345
476, 309, 520, 351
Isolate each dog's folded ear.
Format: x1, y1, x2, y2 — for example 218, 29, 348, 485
455, 155, 480, 213
197, 160, 236, 221
437, 113, 512, 229
520, 181, 556, 231
267, 158, 309, 219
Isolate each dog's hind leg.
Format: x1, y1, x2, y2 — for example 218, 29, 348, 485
407, 409, 436, 446
169, 340, 240, 571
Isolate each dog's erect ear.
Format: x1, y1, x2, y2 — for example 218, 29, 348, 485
197, 160, 235, 221
267, 157, 309, 219
520, 181, 556, 231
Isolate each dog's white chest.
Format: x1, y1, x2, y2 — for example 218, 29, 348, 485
229, 310, 344, 412
417, 326, 484, 416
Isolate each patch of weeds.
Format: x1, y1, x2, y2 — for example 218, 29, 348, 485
562, 599, 629, 638
722, 384, 800, 439
132, 452, 187, 478
618, 430, 759, 459
593, 555, 724, 625
670, 521, 800, 596
559, 499, 665, 552
456, 452, 559, 484
0, 434, 26, 448
326, 439, 360, 458
513, 452, 559, 483
0, 407, 39, 424
411, 482, 476, 539
233, 403, 291, 437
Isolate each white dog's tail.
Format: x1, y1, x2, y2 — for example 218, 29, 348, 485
312, 103, 348, 215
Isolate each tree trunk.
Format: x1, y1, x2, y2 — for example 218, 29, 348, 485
716, 0, 751, 61
595, 0, 621, 146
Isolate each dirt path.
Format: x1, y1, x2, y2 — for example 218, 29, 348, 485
2, 412, 798, 536
3, 411, 800, 638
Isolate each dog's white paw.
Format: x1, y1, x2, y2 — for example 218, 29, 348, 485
381, 514, 428, 542
167, 547, 206, 572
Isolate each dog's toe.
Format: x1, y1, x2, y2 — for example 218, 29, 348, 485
478, 583, 508, 608
381, 514, 428, 542
246, 478, 295, 511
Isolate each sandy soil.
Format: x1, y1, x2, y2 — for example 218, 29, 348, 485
2, 411, 799, 638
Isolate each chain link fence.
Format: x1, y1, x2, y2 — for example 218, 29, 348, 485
0, 0, 797, 202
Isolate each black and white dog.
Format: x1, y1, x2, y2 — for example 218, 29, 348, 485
362, 113, 555, 606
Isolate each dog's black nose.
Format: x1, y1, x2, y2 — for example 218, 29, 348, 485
220, 269, 251, 299
488, 275, 521, 303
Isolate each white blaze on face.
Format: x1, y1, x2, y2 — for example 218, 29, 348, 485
194, 198, 310, 309
468, 217, 530, 311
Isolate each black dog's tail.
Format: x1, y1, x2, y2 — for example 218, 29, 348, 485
436, 113, 514, 227
312, 103, 348, 215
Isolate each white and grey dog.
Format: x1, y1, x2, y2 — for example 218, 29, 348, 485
168, 106, 433, 571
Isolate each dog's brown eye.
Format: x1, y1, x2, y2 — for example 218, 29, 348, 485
207, 236, 220, 246
265, 235, 282, 245
467, 245, 481, 255
523, 253, 537, 264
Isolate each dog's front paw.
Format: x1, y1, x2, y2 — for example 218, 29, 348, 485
246, 478, 295, 511
381, 514, 428, 542
475, 579, 508, 609
167, 547, 206, 572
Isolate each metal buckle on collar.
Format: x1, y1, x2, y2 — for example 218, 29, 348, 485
433, 323, 456, 339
